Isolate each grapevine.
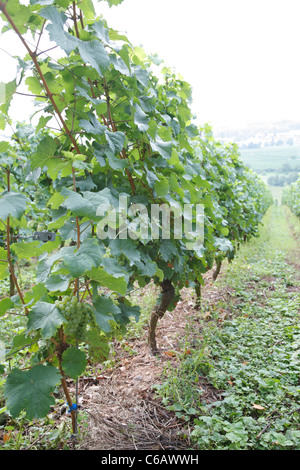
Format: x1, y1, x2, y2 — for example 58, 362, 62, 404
0, 0, 273, 439
282, 177, 300, 217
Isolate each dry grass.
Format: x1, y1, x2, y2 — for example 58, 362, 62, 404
77, 268, 226, 451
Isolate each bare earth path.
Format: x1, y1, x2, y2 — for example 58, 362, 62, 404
78, 289, 200, 450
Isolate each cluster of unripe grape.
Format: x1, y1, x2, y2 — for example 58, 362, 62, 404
55, 295, 96, 342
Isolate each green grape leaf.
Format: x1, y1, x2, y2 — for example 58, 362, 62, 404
93, 296, 121, 332
117, 301, 140, 325
154, 178, 169, 197
134, 66, 149, 87
40, 6, 77, 55
48, 192, 65, 210
135, 259, 158, 277
5, 1, 31, 32
4, 365, 60, 419
76, 85, 106, 107
101, 257, 131, 283
105, 129, 126, 154
108, 238, 141, 266
0, 141, 11, 153
30, 135, 58, 170
110, 54, 131, 76
105, 0, 125, 6
35, 115, 53, 133
46, 158, 73, 180
25, 76, 43, 95
158, 239, 178, 262
11, 241, 45, 260
45, 274, 71, 292
150, 139, 173, 159
0, 113, 5, 130
91, 19, 110, 44
79, 0, 96, 19
106, 151, 128, 170
0, 79, 17, 113
87, 266, 127, 295
36, 249, 70, 284
0, 192, 28, 220
0, 297, 14, 316
27, 301, 65, 339
0, 248, 9, 280
139, 95, 157, 113
78, 40, 110, 76
214, 237, 233, 253
79, 114, 106, 135
60, 188, 96, 219
61, 346, 87, 380
132, 103, 149, 132
10, 331, 39, 356
23, 283, 48, 305
62, 239, 103, 278
86, 329, 110, 363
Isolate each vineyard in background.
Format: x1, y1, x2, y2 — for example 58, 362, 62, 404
282, 177, 300, 217
0, 0, 277, 445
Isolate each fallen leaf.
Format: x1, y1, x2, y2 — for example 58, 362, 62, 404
163, 350, 177, 357
253, 404, 265, 410
3, 432, 11, 443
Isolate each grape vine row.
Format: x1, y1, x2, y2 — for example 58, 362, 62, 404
0, 0, 273, 434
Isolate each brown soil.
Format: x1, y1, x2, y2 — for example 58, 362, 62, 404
77, 299, 195, 450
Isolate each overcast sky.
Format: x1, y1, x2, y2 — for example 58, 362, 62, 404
1, 0, 300, 133
99, 0, 300, 131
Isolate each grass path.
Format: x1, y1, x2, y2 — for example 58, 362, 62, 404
155, 205, 300, 450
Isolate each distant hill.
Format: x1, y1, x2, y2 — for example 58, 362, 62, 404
239, 145, 300, 173
214, 121, 300, 196
215, 120, 300, 149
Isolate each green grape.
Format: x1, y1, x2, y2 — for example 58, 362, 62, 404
57, 296, 99, 342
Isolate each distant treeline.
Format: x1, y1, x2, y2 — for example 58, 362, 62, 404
243, 138, 294, 149
217, 120, 300, 143
267, 172, 300, 187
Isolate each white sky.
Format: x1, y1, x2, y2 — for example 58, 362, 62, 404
1, 0, 300, 132
99, 0, 300, 131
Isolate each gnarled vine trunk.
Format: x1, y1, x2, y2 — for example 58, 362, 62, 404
194, 279, 201, 310
148, 280, 175, 354
213, 259, 222, 281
